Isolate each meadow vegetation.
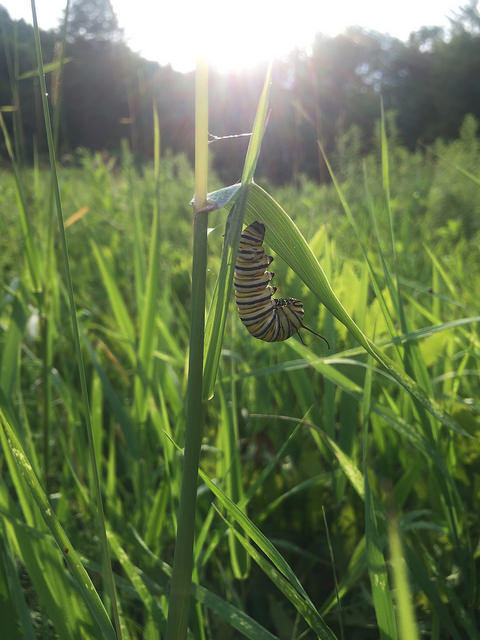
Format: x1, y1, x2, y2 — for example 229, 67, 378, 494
0, 103, 479, 638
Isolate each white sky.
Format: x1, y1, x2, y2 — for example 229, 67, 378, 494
2, 0, 463, 72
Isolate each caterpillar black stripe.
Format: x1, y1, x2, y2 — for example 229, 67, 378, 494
234, 221, 329, 346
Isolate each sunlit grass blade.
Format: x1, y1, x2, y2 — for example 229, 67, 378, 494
203, 66, 271, 400
0, 408, 116, 639
218, 367, 250, 578
380, 98, 396, 267
241, 64, 272, 184
133, 104, 161, 424
362, 355, 398, 640
388, 517, 420, 640
29, 1, 121, 635
121, 140, 146, 311
165, 59, 209, 640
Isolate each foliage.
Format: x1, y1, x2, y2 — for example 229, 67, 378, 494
0, 111, 479, 637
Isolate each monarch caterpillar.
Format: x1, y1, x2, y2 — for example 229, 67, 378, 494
234, 221, 329, 346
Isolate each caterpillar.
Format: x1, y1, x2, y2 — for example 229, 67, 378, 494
234, 221, 329, 346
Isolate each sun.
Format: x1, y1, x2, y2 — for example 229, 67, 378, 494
113, 0, 456, 73
115, 0, 322, 73
3, 0, 457, 73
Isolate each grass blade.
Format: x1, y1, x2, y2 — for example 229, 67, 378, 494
203, 66, 272, 399
388, 517, 420, 640
0, 408, 116, 639
29, 1, 121, 634
165, 59, 209, 640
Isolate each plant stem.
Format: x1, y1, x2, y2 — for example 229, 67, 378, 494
165, 59, 209, 640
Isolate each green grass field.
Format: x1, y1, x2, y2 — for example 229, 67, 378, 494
1, 94, 480, 640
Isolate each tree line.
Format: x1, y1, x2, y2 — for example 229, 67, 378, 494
1, 0, 480, 184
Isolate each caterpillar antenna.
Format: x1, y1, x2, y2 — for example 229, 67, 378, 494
301, 324, 330, 349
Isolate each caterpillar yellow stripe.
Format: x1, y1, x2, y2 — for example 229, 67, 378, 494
234, 221, 329, 346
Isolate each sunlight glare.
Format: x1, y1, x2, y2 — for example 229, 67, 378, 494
2, 0, 459, 73
115, 0, 457, 73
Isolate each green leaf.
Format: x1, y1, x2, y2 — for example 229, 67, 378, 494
18, 58, 71, 79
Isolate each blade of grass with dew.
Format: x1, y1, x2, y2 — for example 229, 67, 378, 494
242, 182, 468, 437
165, 59, 209, 640
203, 65, 271, 400
362, 354, 398, 640
388, 518, 420, 640
29, 2, 121, 634
0, 408, 116, 639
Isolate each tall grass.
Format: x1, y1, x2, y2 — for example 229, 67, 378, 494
166, 59, 210, 640
0, 9, 479, 639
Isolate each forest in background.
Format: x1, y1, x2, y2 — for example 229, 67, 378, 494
1, 0, 480, 184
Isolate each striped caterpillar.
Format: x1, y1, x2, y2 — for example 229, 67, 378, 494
234, 221, 329, 346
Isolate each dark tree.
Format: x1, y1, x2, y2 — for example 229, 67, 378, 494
66, 0, 122, 42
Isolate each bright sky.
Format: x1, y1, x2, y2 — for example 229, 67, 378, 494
2, 0, 462, 72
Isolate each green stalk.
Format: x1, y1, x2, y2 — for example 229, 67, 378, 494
30, 2, 121, 638
165, 59, 209, 640
42, 0, 70, 490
